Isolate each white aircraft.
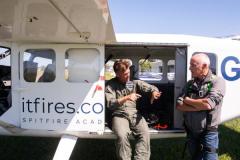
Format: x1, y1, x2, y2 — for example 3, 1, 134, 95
0, 0, 240, 159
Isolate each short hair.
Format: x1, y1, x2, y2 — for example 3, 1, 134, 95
192, 53, 210, 67
113, 59, 130, 73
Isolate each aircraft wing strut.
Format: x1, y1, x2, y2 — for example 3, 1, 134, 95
53, 135, 78, 160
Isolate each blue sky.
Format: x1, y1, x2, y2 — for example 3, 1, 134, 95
108, 0, 240, 37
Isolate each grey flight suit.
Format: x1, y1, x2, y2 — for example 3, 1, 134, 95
105, 78, 158, 160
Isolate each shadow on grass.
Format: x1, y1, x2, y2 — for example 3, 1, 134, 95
0, 136, 59, 160
71, 138, 188, 160
218, 123, 240, 160
0, 136, 188, 160
0, 122, 239, 160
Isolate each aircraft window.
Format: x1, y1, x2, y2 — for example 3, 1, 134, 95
167, 60, 175, 81
65, 48, 100, 83
193, 52, 217, 75
23, 49, 56, 82
0, 46, 11, 116
138, 59, 163, 81
105, 59, 132, 81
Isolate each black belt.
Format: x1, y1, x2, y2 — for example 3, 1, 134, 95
206, 127, 218, 132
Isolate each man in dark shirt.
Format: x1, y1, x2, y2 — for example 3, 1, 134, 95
177, 53, 225, 160
105, 59, 161, 160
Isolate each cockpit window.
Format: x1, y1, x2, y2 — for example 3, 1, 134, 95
23, 49, 56, 82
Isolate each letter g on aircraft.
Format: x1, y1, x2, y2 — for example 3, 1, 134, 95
221, 56, 240, 81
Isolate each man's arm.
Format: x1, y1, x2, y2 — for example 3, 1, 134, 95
105, 85, 120, 110
117, 93, 141, 105
136, 80, 161, 103
176, 96, 211, 111
180, 77, 226, 111
105, 84, 141, 110
150, 91, 161, 104
176, 99, 201, 112
137, 80, 159, 93
183, 97, 211, 110
206, 77, 226, 109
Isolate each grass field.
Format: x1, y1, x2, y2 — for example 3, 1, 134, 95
0, 118, 239, 160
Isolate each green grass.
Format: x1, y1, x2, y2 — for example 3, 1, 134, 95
0, 118, 239, 160
218, 118, 240, 160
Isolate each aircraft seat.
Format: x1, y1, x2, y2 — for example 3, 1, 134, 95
24, 61, 38, 82
38, 64, 55, 82
130, 65, 138, 80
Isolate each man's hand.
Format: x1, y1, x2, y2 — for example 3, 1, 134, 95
117, 93, 141, 105
127, 93, 142, 101
151, 91, 162, 104
176, 97, 198, 112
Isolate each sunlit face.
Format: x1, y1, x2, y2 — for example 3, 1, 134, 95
189, 57, 204, 78
116, 68, 130, 83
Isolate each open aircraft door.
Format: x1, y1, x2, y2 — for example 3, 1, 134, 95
174, 47, 187, 128
17, 44, 105, 132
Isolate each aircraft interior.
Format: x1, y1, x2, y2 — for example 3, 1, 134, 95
105, 44, 187, 130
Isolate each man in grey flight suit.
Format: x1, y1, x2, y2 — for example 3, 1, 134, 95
177, 53, 225, 160
105, 59, 161, 160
